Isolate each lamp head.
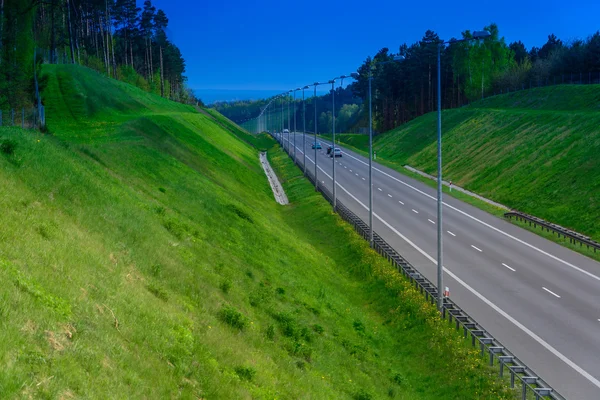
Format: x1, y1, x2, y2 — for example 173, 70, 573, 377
473, 30, 491, 39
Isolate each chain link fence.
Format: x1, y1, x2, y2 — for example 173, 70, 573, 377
0, 107, 46, 130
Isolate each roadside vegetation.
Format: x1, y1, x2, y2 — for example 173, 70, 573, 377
0, 64, 514, 399
329, 84, 600, 243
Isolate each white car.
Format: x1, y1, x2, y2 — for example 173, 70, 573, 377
283, 129, 289, 134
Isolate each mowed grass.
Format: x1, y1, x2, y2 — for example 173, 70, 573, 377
332, 85, 600, 240
0, 64, 514, 399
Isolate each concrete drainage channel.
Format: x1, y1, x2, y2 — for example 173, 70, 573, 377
260, 152, 288, 205
271, 133, 564, 400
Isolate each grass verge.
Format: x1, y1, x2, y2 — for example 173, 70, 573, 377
0, 64, 516, 399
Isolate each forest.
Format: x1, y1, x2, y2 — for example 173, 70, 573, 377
0, 0, 195, 112
216, 24, 600, 133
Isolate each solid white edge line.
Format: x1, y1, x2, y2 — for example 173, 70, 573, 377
316, 141, 600, 283
471, 245, 483, 252
297, 149, 600, 389
502, 263, 516, 272
543, 287, 561, 298
447, 231, 456, 237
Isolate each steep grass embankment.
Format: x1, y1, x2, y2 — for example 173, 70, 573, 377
336, 85, 600, 240
0, 65, 513, 399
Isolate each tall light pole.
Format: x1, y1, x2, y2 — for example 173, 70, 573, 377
329, 74, 355, 210
351, 56, 403, 247
287, 90, 292, 154
436, 29, 491, 312
302, 85, 310, 175
329, 78, 337, 210
293, 88, 300, 163
313, 82, 322, 191
280, 93, 285, 145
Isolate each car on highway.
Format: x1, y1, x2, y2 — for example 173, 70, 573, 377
312, 142, 322, 149
283, 129, 289, 134
326, 145, 333, 154
329, 148, 342, 158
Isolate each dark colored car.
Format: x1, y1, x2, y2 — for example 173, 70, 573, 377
326, 145, 333, 154
312, 142, 322, 149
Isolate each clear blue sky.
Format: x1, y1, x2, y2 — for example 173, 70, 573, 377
149, 0, 600, 101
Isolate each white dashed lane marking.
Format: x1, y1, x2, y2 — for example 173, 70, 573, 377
543, 287, 561, 298
502, 263, 516, 272
378, 188, 382, 191
447, 231, 456, 236
398, 200, 404, 205
388, 194, 392, 198
362, 177, 365, 181
412, 209, 419, 214
428, 219, 435, 224
355, 173, 359, 177
471, 245, 483, 252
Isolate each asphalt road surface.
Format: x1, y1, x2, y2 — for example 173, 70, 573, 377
276, 132, 600, 400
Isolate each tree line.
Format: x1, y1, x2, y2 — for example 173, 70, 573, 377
213, 86, 363, 134
0, 0, 198, 111
218, 24, 600, 134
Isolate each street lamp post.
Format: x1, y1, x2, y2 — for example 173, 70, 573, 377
329, 78, 337, 210
287, 90, 292, 154
302, 85, 310, 175
436, 29, 491, 312
351, 56, 403, 247
313, 82, 321, 191
294, 88, 300, 163
328, 75, 356, 210
280, 94, 284, 145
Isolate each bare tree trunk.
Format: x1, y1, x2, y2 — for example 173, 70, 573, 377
51, 3, 56, 63
0, 0, 4, 65
99, 16, 108, 75
66, 0, 76, 63
149, 40, 153, 81
160, 46, 164, 97
106, 0, 117, 78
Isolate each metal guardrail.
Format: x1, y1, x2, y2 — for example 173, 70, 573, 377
272, 133, 565, 400
505, 211, 600, 253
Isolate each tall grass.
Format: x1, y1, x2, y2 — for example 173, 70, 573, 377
0, 64, 515, 399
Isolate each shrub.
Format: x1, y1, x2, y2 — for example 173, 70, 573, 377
218, 304, 247, 330
265, 324, 275, 340
234, 366, 256, 381
220, 280, 232, 294
312, 324, 324, 334
353, 389, 373, 400
0, 139, 17, 155
147, 282, 168, 301
353, 319, 365, 335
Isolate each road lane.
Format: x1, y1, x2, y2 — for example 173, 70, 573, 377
277, 132, 600, 399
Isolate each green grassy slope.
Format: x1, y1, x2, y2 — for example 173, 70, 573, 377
0, 65, 512, 399
340, 85, 600, 239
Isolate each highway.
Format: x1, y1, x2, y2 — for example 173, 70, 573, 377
277, 132, 600, 400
